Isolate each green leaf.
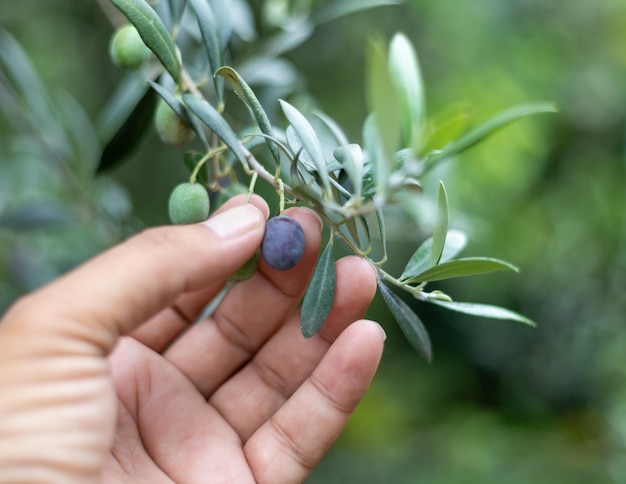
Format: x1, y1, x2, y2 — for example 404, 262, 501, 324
405, 257, 518, 284
313, 111, 349, 147
422, 105, 472, 155
148, 80, 209, 147
188, 0, 224, 103
333, 144, 364, 198
301, 242, 336, 338
97, 87, 157, 172
388, 32, 425, 151
216, 66, 280, 166
312, 0, 401, 25
430, 181, 449, 266
377, 279, 432, 361
279, 99, 331, 196
110, 0, 182, 83
429, 300, 536, 327
169, 0, 187, 31
182, 93, 246, 165
401, 229, 468, 281
366, 37, 400, 191
362, 114, 390, 194
425, 102, 558, 168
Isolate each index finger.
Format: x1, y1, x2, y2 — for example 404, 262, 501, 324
2, 202, 267, 357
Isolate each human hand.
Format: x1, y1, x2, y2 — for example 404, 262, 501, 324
0, 195, 385, 483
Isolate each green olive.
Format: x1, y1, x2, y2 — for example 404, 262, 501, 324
155, 100, 195, 146
168, 183, 210, 225
228, 251, 261, 283
109, 24, 151, 69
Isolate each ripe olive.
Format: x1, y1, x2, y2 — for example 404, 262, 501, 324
168, 183, 210, 225
261, 216, 305, 271
154, 100, 195, 146
109, 24, 151, 69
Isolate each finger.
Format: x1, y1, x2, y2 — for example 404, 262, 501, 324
3, 201, 268, 357
209, 256, 377, 440
129, 195, 269, 352
244, 320, 385, 483
164, 207, 323, 396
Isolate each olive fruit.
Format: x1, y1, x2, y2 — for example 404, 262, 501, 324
109, 24, 151, 69
168, 183, 210, 225
154, 100, 195, 146
261, 216, 305, 271
228, 251, 260, 283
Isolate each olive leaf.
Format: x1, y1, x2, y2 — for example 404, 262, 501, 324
365, 37, 400, 190
279, 99, 331, 196
403, 257, 518, 284
313, 110, 350, 146
311, 0, 401, 25
97, 87, 157, 172
168, 0, 187, 32
188, 0, 224, 104
333, 144, 365, 199
216, 66, 280, 166
429, 299, 536, 327
301, 241, 337, 338
182, 93, 246, 165
424, 102, 557, 170
110, 0, 182, 84
401, 229, 468, 281
388, 32, 425, 152
377, 279, 432, 362
430, 181, 449, 266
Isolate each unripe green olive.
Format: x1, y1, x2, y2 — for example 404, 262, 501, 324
109, 24, 151, 69
168, 183, 210, 225
228, 250, 260, 283
155, 100, 195, 146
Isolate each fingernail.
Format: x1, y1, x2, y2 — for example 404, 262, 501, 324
203, 205, 263, 238
375, 322, 387, 341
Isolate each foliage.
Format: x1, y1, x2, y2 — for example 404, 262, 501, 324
85, 0, 551, 360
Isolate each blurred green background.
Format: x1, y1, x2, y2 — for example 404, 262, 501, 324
2, 0, 626, 482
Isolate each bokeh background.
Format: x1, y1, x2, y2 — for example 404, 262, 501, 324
2, 0, 626, 482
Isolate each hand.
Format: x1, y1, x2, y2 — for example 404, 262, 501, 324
0, 195, 385, 483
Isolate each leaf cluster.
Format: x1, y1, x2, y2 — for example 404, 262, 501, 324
100, 0, 554, 360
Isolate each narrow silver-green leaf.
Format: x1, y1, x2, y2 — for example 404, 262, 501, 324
148, 80, 209, 148
301, 242, 336, 338
405, 257, 518, 284
183, 93, 246, 164
388, 32, 425, 151
333, 144, 364, 198
425, 102, 558, 168
377, 279, 432, 361
430, 181, 449, 266
312, 0, 401, 25
216, 66, 280, 165
365, 37, 399, 192
362, 114, 389, 193
188, 0, 224, 103
279, 99, 331, 196
169, 0, 187, 31
110, 0, 182, 83
313, 111, 349, 146
401, 229, 468, 281
429, 300, 536, 327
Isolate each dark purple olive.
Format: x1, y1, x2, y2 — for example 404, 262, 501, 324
261, 216, 305, 271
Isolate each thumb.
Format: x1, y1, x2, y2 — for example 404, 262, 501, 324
2, 201, 267, 356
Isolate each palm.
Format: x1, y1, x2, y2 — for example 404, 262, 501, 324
102, 223, 380, 482
107, 340, 254, 481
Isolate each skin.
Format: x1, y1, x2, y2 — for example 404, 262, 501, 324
0, 195, 385, 483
